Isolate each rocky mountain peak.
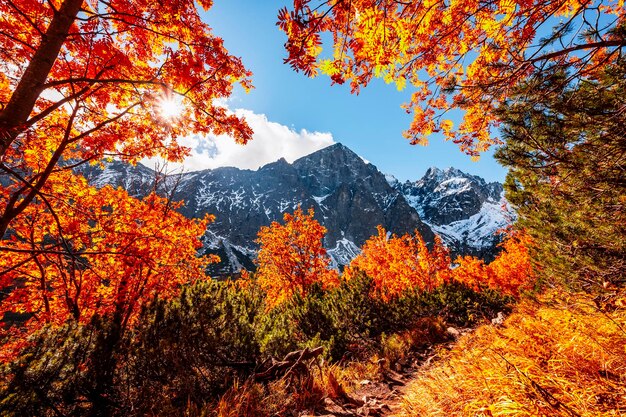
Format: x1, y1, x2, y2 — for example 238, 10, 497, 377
419, 166, 480, 187
260, 157, 290, 171
291, 143, 381, 197
393, 166, 515, 261
293, 143, 372, 172
80, 143, 513, 274
422, 166, 443, 180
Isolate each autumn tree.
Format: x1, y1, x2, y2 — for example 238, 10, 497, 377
488, 230, 535, 296
0, 0, 252, 281
278, 0, 626, 155
495, 61, 626, 289
453, 230, 535, 297
452, 255, 491, 293
344, 226, 451, 301
255, 207, 339, 308
0, 0, 250, 363
0, 179, 215, 362
0, 0, 252, 234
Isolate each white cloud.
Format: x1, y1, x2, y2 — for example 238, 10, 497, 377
143, 109, 335, 173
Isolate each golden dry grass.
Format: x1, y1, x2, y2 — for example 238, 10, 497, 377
396, 290, 626, 416
212, 360, 379, 417
213, 373, 325, 417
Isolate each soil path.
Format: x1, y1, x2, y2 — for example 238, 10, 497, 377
308, 343, 448, 417
303, 323, 484, 417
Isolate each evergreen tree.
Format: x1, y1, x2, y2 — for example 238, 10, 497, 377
496, 60, 626, 289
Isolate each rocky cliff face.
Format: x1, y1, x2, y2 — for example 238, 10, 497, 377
80, 143, 513, 275
391, 167, 515, 260
291, 144, 434, 251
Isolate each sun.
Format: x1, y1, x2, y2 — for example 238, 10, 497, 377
158, 97, 183, 119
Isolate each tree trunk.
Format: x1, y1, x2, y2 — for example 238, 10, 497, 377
0, 0, 84, 157
87, 313, 123, 417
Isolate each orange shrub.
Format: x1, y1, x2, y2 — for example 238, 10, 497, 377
453, 230, 535, 297
255, 207, 339, 308
452, 255, 491, 292
344, 226, 451, 301
487, 230, 536, 297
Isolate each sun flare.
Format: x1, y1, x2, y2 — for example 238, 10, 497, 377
159, 97, 183, 119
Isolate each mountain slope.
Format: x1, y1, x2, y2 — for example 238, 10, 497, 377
391, 167, 515, 260
80, 144, 513, 274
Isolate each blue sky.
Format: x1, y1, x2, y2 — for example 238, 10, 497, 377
195, 1, 508, 183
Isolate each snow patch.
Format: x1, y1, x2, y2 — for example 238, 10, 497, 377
328, 238, 361, 269
433, 177, 472, 196
427, 196, 516, 249
313, 194, 331, 204
384, 173, 399, 187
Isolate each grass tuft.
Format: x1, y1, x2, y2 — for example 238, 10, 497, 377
397, 290, 626, 416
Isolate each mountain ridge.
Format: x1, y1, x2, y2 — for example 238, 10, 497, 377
79, 143, 513, 275
391, 165, 514, 259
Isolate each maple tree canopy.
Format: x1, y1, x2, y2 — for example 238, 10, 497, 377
344, 226, 451, 301
255, 207, 339, 308
453, 230, 535, 297
0, 0, 253, 236
278, 0, 626, 156
0, 0, 251, 360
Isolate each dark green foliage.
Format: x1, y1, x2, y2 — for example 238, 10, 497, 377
495, 60, 626, 290
257, 273, 511, 361
1, 276, 511, 416
0, 316, 123, 417
325, 274, 389, 356
257, 283, 340, 359
414, 281, 513, 326
350, 279, 511, 339
0, 281, 264, 417
123, 280, 263, 414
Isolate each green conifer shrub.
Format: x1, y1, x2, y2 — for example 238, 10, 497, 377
496, 60, 626, 289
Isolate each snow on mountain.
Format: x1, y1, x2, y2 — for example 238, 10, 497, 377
384, 173, 400, 188
328, 237, 362, 270
80, 145, 514, 275
393, 167, 515, 260
429, 196, 514, 249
